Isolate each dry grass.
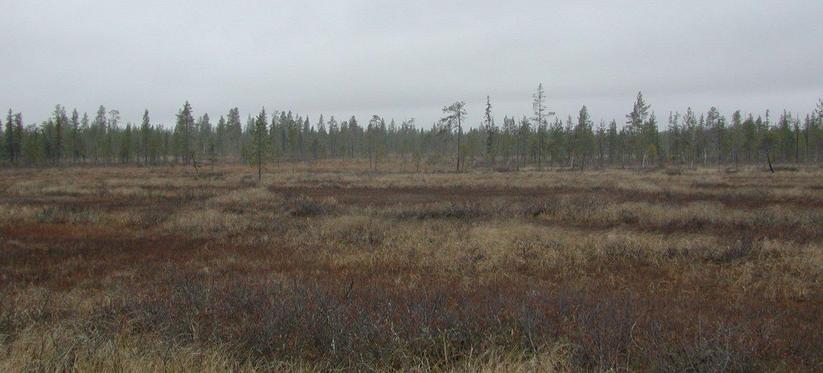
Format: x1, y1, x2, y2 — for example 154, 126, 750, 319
0, 162, 821, 371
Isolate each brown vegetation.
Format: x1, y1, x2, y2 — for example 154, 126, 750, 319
1, 163, 821, 371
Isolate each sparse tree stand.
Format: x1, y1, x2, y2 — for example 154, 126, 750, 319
441, 101, 467, 172
5, 93, 823, 169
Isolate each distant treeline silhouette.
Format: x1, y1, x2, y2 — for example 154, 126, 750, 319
3, 87, 823, 170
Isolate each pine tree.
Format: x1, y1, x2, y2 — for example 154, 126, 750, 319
106, 109, 120, 163
367, 115, 382, 171
596, 120, 606, 166
13, 113, 23, 164
730, 111, 742, 166
607, 119, 618, 165
644, 113, 659, 167
5, 110, 14, 163
316, 115, 327, 159
53, 105, 66, 163
348, 116, 359, 159
92, 106, 107, 163
328, 116, 339, 158
682, 107, 697, 167
197, 113, 212, 158
441, 101, 467, 171
141, 110, 151, 165
226, 107, 242, 158
215, 115, 227, 157
69, 109, 80, 162
777, 110, 793, 162
120, 124, 132, 164
518, 116, 531, 170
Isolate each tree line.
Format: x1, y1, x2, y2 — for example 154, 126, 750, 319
3, 86, 823, 172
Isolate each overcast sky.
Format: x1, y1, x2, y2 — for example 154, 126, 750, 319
3, 0, 822, 128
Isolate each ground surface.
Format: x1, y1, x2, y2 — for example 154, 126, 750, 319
1, 162, 821, 371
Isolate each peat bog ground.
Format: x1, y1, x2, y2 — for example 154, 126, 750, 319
1, 163, 821, 371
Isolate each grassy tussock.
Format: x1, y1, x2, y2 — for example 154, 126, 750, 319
164, 209, 248, 236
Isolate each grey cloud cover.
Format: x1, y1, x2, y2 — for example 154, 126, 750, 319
2, 0, 822, 126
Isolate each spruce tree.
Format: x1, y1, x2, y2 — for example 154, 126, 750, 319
483, 96, 497, 164
253, 108, 268, 181
176, 101, 194, 164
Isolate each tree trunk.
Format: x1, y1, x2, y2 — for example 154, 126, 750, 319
456, 120, 461, 172
257, 148, 262, 182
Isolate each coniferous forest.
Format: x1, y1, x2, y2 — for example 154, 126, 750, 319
5, 88, 823, 171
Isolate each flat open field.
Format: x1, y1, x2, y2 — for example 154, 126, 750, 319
1, 163, 822, 371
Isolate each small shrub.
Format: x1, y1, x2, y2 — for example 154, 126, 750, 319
563, 195, 607, 218
239, 175, 257, 187
164, 209, 246, 236
692, 181, 732, 189
286, 197, 337, 217
599, 240, 649, 262
618, 209, 640, 225
196, 172, 225, 180
34, 206, 99, 224
713, 239, 754, 263
524, 198, 561, 217
324, 216, 386, 247
773, 166, 799, 172
395, 202, 485, 220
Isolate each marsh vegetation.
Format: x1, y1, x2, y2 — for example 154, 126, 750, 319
1, 162, 821, 371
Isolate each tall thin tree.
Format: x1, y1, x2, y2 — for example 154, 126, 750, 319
483, 96, 497, 164
5, 110, 14, 164
532, 83, 554, 169
141, 110, 151, 165
176, 102, 194, 164
441, 101, 467, 171
254, 108, 268, 181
